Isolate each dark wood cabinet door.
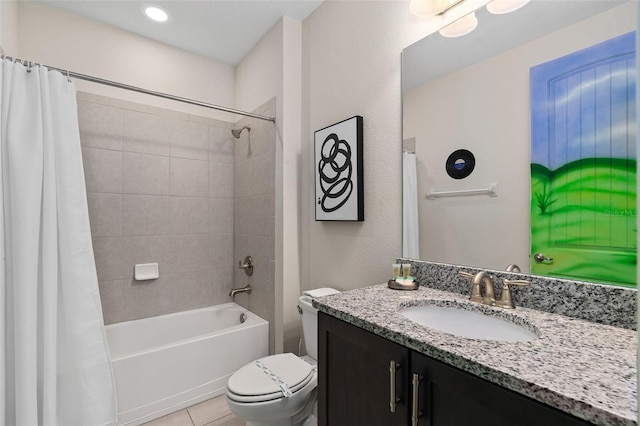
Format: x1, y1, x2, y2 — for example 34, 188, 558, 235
411, 352, 592, 426
318, 313, 410, 426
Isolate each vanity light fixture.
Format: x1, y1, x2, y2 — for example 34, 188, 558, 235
409, 0, 479, 38
439, 11, 478, 37
409, 0, 471, 17
486, 0, 530, 15
144, 5, 169, 22
412, 0, 530, 38
409, 0, 450, 17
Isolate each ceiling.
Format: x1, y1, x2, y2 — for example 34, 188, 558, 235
38, 0, 323, 67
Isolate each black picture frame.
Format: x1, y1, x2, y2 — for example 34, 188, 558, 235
314, 116, 364, 221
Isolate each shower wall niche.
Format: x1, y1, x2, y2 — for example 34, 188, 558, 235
79, 92, 276, 340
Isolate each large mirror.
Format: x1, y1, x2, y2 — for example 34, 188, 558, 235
402, 0, 637, 285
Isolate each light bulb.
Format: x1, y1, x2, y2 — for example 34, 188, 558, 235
409, 0, 448, 17
439, 12, 478, 38
486, 0, 530, 15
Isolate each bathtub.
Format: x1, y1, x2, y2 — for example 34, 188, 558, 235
105, 303, 268, 425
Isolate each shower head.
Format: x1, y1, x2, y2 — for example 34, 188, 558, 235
231, 125, 251, 139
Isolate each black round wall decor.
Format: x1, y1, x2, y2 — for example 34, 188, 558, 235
445, 149, 475, 179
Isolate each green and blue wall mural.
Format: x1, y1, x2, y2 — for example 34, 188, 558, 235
530, 31, 636, 287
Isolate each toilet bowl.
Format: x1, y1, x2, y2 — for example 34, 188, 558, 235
226, 353, 317, 426
225, 288, 340, 426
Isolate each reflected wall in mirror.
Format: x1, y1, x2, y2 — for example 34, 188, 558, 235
402, 0, 637, 285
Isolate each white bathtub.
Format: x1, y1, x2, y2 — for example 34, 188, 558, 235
105, 303, 268, 425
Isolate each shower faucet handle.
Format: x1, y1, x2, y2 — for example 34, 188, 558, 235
238, 256, 254, 276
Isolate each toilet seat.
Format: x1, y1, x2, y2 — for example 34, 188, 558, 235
227, 353, 315, 403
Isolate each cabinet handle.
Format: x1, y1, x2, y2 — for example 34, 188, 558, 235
411, 373, 423, 426
389, 360, 401, 413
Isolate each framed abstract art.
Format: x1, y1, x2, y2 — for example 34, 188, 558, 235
314, 116, 364, 221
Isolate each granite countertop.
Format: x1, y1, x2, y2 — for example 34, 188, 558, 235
314, 284, 637, 426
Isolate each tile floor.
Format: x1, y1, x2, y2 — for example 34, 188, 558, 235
143, 395, 245, 426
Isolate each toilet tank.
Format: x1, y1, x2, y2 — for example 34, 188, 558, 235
298, 288, 340, 361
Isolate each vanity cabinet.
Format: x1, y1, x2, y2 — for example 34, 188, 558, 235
318, 312, 410, 425
318, 313, 592, 426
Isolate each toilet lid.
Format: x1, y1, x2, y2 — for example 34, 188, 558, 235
227, 353, 314, 402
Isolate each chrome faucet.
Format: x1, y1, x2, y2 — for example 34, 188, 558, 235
229, 284, 251, 299
458, 271, 496, 305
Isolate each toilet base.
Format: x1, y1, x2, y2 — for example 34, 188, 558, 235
246, 421, 293, 426
300, 410, 317, 426
233, 397, 317, 426
245, 413, 316, 426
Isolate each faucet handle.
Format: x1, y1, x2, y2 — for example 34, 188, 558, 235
238, 256, 254, 276
503, 279, 530, 287
457, 271, 473, 280
497, 279, 530, 309
458, 271, 483, 303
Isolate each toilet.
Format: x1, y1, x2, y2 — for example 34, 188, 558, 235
226, 288, 340, 426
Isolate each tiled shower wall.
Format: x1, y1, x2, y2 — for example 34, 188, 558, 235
78, 92, 238, 324
232, 99, 277, 354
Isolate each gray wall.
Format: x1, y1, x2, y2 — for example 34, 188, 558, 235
78, 92, 237, 324
231, 99, 277, 354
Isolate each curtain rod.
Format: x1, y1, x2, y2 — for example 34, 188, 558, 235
2, 56, 276, 123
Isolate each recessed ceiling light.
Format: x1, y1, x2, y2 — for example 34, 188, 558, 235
144, 6, 168, 22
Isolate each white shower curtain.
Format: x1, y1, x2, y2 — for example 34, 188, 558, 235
402, 151, 420, 259
0, 59, 117, 426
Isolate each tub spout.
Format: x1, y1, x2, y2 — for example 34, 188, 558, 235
229, 284, 251, 298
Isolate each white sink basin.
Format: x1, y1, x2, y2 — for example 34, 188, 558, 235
399, 304, 538, 342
